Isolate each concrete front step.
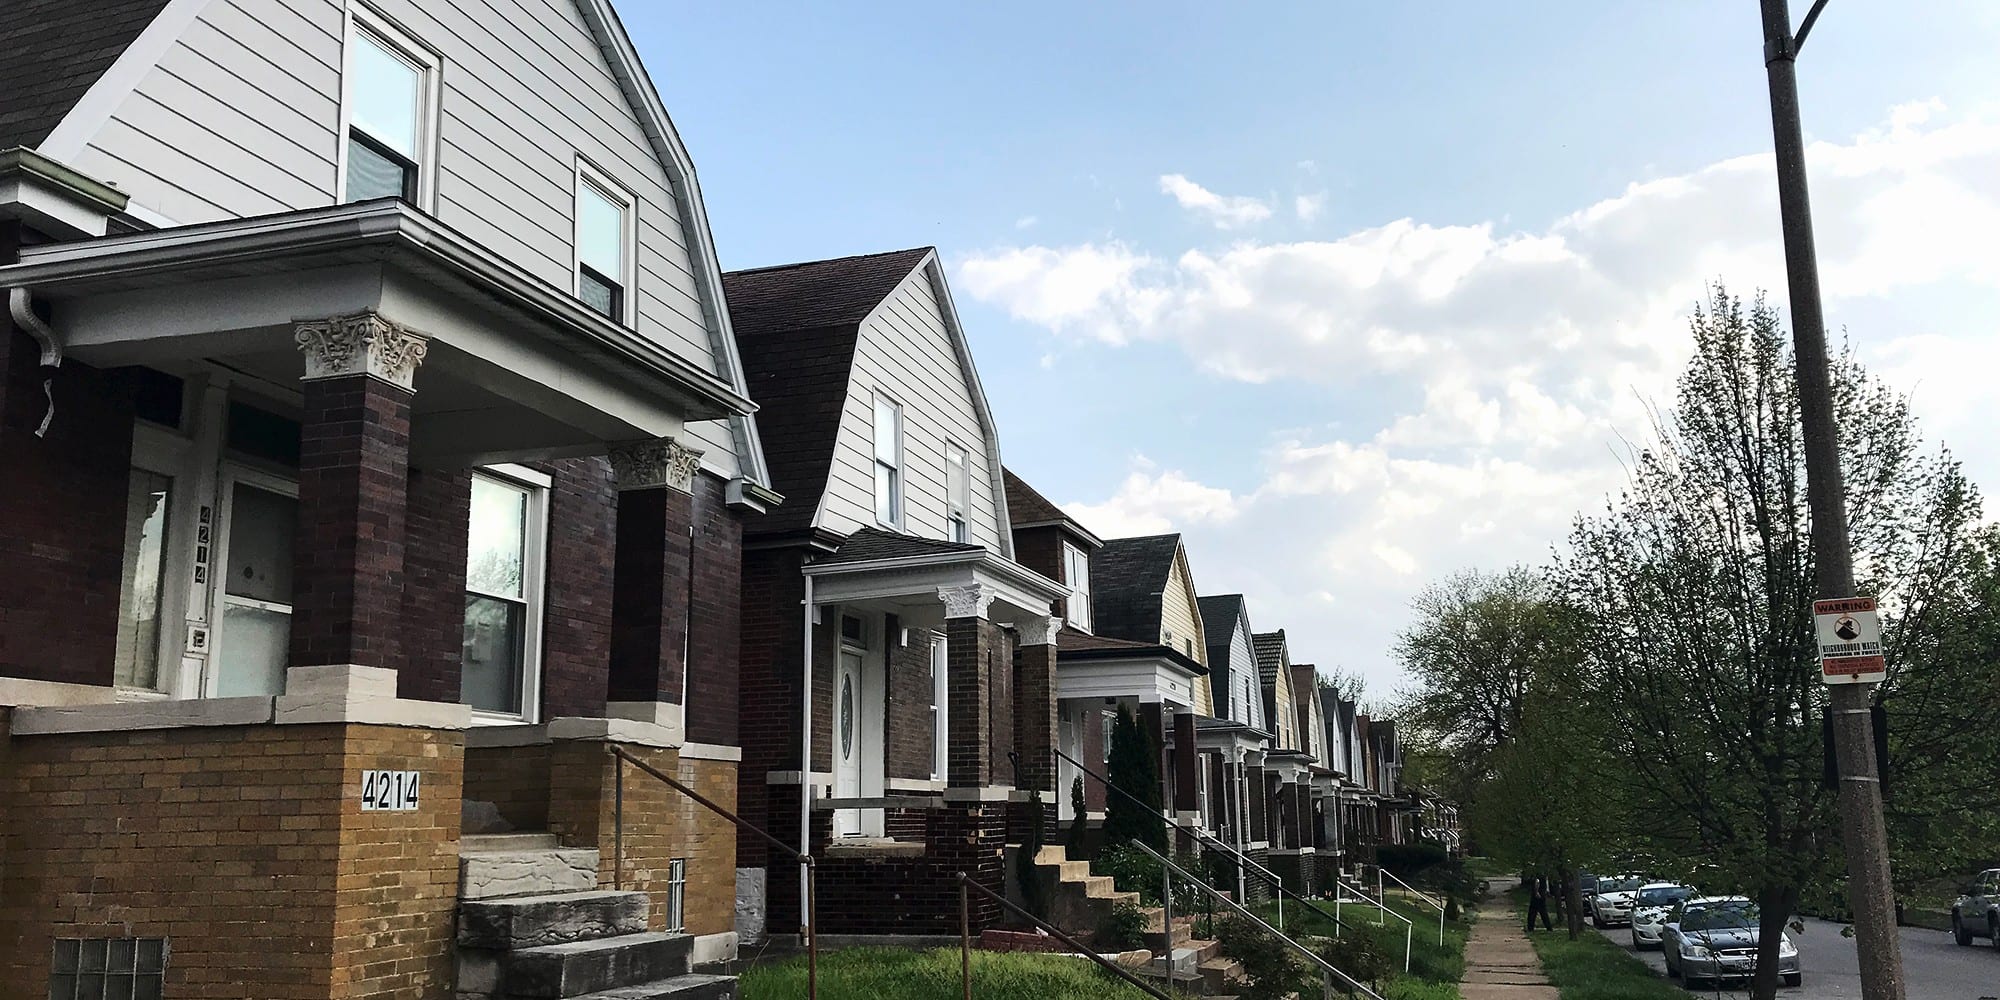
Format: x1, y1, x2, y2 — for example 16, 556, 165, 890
461, 848, 601, 900
464, 833, 563, 852
459, 891, 651, 949
558, 973, 737, 1000
469, 931, 692, 998
1198, 957, 1245, 993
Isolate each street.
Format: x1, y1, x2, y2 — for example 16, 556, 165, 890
1585, 917, 2000, 999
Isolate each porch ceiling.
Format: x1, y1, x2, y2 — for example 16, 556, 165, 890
0, 200, 755, 466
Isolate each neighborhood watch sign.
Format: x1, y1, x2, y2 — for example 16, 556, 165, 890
1815, 597, 1885, 685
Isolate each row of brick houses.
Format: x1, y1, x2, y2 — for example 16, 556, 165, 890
0, 1, 1434, 997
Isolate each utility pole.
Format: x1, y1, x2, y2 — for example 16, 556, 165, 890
1756, 2, 1906, 998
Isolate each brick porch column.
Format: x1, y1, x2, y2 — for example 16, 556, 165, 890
1014, 615, 1060, 843
605, 437, 701, 726
938, 584, 1006, 927
290, 312, 427, 673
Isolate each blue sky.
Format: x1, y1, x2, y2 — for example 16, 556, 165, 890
632, 2, 2000, 696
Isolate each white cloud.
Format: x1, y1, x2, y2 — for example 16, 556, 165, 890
972, 104, 2000, 693
1015, 215, 1038, 230
1295, 192, 1327, 222
1158, 173, 1274, 229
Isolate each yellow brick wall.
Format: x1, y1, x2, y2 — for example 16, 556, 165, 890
0, 722, 464, 1000
544, 742, 738, 937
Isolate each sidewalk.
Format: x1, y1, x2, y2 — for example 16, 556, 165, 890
1459, 882, 1559, 1000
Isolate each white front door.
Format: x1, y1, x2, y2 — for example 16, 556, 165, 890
209, 472, 299, 698
833, 647, 864, 836
1057, 705, 1081, 822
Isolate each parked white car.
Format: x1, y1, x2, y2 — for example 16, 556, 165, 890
1588, 874, 1648, 927
1629, 882, 1694, 949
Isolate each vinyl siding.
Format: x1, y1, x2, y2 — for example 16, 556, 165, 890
1158, 552, 1211, 715
1225, 621, 1262, 730
1272, 665, 1299, 751
819, 266, 1004, 549
65, 0, 720, 380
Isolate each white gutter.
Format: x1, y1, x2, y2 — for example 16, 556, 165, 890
9, 288, 59, 437
799, 572, 815, 930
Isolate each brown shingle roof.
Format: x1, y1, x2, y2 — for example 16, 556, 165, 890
723, 248, 932, 536
0, 0, 172, 151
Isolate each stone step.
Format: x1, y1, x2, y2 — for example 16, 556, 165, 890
464, 832, 562, 852
480, 931, 692, 998
562, 973, 737, 1000
1080, 875, 1119, 897
1057, 860, 1092, 881
458, 890, 651, 949
1034, 845, 1068, 866
461, 848, 601, 900
1184, 937, 1222, 964
1198, 957, 1245, 994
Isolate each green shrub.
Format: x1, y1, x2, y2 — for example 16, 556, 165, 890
739, 946, 1160, 1000
1099, 898, 1148, 951
1319, 930, 1393, 993
1377, 842, 1449, 879
1213, 915, 1312, 1000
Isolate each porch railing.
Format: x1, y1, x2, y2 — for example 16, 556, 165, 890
954, 873, 1172, 1000
1132, 842, 1386, 1000
1378, 866, 1447, 946
608, 745, 817, 1000
1334, 873, 1412, 972
1054, 747, 1345, 934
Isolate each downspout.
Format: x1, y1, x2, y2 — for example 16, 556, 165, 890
8, 287, 59, 437
799, 572, 814, 934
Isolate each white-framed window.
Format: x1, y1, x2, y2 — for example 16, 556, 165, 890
340, 8, 438, 205
1062, 541, 1091, 632
461, 465, 550, 721
930, 636, 949, 780
872, 394, 903, 528
665, 858, 687, 932
573, 160, 636, 325
1102, 709, 1115, 764
944, 442, 970, 543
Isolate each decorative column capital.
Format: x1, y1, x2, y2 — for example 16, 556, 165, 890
938, 583, 996, 620
1016, 615, 1062, 647
608, 437, 704, 493
294, 312, 429, 390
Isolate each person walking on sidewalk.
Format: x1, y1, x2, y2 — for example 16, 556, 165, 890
1526, 875, 1554, 931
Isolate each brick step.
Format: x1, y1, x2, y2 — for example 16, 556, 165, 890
462, 931, 692, 998
557, 973, 737, 1000
461, 848, 601, 900
459, 891, 651, 949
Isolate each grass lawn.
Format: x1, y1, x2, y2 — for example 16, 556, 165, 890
1464, 856, 1513, 883
738, 946, 1163, 1000
1508, 886, 1684, 1000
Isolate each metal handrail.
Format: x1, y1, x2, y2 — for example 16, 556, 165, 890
1055, 747, 1292, 925
1334, 875, 1412, 972
1377, 867, 1447, 946
608, 746, 817, 999
1132, 843, 1386, 1000
955, 873, 1173, 1000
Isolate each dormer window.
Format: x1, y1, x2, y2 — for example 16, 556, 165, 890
873, 395, 903, 528
944, 442, 970, 543
341, 13, 435, 204
574, 162, 635, 324
1062, 542, 1091, 632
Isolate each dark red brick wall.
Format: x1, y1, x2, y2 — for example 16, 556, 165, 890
686, 474, 743, 746
399, 466, 470, 703
292, 374, 412, 671
0, 333, 136, 688
1014, 640, 1058, 798
541, 458, 616, 719
1173, 712, 1198, 811
809, 805, 1009, 934
885, 620, 937, 782
607, 483, 692, 705
737, 545, 807, 868
945, 617, 1013, 787
1010, 526, 1067, 620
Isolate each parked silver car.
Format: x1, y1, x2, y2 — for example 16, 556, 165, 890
1662, 896, 1801, 988
1629, 882, 1694, 950
1587, 874, 1648, 927
1950, 868, 2000, 949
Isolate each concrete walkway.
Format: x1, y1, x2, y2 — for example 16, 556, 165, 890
1459, 884, 1559, 1000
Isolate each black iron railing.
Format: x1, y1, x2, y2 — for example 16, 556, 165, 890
608, 745, 818, 999
955, 873, 1172, 1000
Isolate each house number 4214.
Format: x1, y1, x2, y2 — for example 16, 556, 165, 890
359, 770, 421, 811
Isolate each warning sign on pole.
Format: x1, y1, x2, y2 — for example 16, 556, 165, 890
1815, 597, 1885, 685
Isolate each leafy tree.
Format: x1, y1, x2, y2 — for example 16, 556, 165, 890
1103, 704, 1166, 852
1561, 288, 1983, 1000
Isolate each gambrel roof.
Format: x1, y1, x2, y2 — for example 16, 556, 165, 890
1089, 534, 1183, 643
0, 0, 170, 151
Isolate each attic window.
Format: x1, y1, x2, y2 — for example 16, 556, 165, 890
342, 15, 435, 205
1062, 542, 1091, 632
944, 443, 970, 543
574, 162, 635, 324
872, 395, 903, 528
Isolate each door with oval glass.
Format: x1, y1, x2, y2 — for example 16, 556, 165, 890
833, 647, 864, 836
